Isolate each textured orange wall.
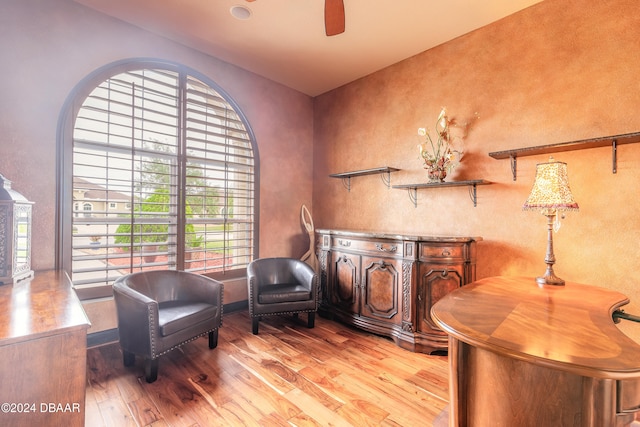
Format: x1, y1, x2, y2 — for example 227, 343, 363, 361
0, 0, 314, 272
313, 0, 640, 341
2, 0, 639, 341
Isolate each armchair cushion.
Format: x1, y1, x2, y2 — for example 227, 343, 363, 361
258, 284, 311, 304
158, 301, 220, 337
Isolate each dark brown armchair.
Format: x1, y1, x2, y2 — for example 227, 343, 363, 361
113, 270, 223, 383
247, 257, 319, 334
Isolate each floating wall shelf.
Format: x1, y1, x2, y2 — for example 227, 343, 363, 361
392, 179, 491, 208
329, 166, 400, 191
488, 131, 640, 180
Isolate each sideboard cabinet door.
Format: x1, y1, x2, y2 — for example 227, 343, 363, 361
414, 242, 477, 351
417, 264, 464, 336
360, 255, 402, 327
330, 251, 360, 315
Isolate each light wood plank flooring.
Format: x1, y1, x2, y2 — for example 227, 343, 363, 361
85, 311, 449, 426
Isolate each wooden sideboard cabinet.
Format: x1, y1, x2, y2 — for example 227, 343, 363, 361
0, 270, 90, 427
316, 229, 480, 354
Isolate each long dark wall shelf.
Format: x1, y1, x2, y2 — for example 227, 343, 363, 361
392, 179, 491, 208
489, 131, 640, 180
329, 166, 400, 191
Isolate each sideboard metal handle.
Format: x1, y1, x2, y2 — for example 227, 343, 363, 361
376, 243, 397, 252
442, 250, 451, 256
338, 239, 351, 247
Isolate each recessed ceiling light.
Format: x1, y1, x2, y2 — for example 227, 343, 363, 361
230, 5, 252, 20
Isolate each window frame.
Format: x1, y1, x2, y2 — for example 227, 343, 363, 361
56, 58, 260, 299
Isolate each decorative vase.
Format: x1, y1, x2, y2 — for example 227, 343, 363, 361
427, 167, 447, 183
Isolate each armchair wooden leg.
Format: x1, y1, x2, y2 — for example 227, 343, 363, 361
308, 312, 315, 328
145, 358, 159, 383
252, 317, 259, 335
209, 330, 218, 349
123, 350, 135, 367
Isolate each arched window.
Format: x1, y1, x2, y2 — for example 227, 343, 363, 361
57, 59, 258, 299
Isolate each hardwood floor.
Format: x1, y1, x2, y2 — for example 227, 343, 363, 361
85, 311, 449, 426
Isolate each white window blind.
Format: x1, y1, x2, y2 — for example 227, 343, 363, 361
70, 66, 255, 299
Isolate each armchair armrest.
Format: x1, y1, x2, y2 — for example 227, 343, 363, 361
114, 278, 156, 304
290, 262, 317, 290
113, 279, 159, 357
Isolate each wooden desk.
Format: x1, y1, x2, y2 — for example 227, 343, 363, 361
0, 270, 90, 427
431, 276, 640, 427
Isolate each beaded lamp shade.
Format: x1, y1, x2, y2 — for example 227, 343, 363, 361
523, 157, 579, 212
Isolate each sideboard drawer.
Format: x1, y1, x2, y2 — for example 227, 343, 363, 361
419, 243, 465, 261
332, 237, 403, 257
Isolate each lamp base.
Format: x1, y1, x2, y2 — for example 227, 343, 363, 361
536, 273, 565, 286
535, 211, 566, 287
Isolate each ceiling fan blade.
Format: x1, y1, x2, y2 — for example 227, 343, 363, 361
324, 0, 345, 36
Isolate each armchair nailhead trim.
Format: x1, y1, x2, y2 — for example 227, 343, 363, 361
248, 278, 254, 317
148, 304, 156, 356
151, 328, 220, 359
249, 309, 315, 318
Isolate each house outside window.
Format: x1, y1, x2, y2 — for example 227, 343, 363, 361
58, 59, 258, 299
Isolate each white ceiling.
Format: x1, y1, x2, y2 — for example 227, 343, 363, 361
74, 0, 542, 96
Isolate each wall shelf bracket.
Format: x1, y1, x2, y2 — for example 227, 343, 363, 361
380, 170, 393, 188
510, 155, 517, 181
468, 183, 479, 207
340, 177, 352, 191
612, 139, 617, 174
407, 187, 418, 208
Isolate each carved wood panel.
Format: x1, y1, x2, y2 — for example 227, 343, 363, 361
360, 257, 400, 323
418, 266, 463, 333
331, 252, 359, 314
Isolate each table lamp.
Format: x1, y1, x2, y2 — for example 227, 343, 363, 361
523, 157, 578, 286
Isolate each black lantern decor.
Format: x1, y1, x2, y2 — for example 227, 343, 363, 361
0, 173, 34, 285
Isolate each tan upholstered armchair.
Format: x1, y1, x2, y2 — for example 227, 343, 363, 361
247, 257, 319, 334
113, 270, 223, 383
